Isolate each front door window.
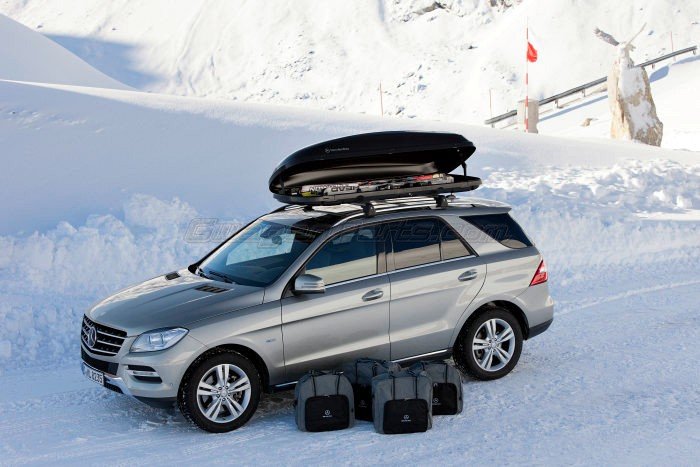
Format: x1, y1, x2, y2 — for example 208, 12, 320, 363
305, 227, 378, 285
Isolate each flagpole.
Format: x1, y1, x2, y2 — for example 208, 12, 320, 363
525, 18, 529, 133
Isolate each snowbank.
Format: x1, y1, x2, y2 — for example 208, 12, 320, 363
2, 160, 699, 372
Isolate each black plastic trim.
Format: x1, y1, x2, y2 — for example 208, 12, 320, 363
134, 396, 177, 409
527, 318, 553, 339
81, 347, 119, 375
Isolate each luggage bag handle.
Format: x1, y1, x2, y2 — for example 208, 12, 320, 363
310, 371, 342, 397
390, 371, 419, 400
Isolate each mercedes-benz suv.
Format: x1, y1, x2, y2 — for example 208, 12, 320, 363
80, 197, 553, 432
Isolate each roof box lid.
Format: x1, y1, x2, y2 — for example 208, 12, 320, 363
268, 131, 476, 192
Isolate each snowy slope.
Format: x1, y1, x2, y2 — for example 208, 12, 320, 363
1, 0, 698, 123
2, 79, 698, 235
0, 14, 127, 89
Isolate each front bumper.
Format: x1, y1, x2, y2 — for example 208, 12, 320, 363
81, 360, 132, 395
80, 334, 205, 402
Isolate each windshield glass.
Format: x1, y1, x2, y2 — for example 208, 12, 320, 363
199, 217, 320, 287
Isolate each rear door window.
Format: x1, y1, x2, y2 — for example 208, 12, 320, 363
440, 225, 472, 260
462, 214, 533, 249
390, 219, 442, 270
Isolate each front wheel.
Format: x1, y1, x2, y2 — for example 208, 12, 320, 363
178, 351, 261, 433
454, 308, 523, 381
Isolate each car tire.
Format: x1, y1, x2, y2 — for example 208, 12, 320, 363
454, 307, 523, 381
178, 351, 261, 433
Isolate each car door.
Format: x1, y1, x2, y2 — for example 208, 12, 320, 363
386, 217, 486, 360
280, 225, 390, 381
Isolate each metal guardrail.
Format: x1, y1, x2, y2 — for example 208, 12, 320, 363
484, 45, 697, 126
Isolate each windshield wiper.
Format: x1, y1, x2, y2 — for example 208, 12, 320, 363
196, 266, 212, 280
206, 270, 236, 284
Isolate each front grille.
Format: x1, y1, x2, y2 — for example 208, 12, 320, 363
81, 348, 119, 374
81, 315, 127, 357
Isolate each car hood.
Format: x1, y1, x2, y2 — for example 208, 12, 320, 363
87, 270, 265, 335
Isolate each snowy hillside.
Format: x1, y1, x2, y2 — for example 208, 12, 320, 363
0, 14, 127, 89
1, 0, 698, 123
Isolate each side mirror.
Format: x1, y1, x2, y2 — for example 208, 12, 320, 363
294, 274, 325, 294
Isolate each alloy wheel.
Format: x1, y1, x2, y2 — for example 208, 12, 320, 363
471, 318, 516, 372
196, 364, 252, 423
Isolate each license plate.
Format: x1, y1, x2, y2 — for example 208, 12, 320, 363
82, 362, 105, 386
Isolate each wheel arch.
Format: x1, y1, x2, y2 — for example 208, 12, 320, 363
179, 344, 271, 395
452, 299, 531, 347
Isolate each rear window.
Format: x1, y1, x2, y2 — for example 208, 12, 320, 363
462, 214, 533, 249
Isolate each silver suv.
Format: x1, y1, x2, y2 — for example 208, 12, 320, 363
80, 197, 553, 432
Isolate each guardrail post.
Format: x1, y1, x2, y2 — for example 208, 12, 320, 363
517, 99, 539, 133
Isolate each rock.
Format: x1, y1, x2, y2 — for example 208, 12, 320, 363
608, 50, 663, 146
595, 25, 663, 146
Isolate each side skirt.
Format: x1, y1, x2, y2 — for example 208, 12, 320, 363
268, 349, 454, 392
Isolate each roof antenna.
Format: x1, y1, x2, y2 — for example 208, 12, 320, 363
435, 195, 449, 208
363, 202, 376, 217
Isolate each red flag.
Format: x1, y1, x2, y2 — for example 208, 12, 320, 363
527, 41, 538, 62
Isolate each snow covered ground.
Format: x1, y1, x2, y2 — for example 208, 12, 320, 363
1, 1, 700, 465
1, 280, 698, 465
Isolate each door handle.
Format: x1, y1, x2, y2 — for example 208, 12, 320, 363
458, 269, 478, 281
362, 289, 384, 301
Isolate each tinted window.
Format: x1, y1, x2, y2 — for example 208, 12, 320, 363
390, 219, 441, 270
440, 225, 471, 260
463, 214, 533, 249
306, 227, 378, 285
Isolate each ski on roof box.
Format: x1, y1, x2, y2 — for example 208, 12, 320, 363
268, 131, 482, 206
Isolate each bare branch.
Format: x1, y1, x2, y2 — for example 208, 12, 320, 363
626, 23, 647, 46
594, 27, 619, 46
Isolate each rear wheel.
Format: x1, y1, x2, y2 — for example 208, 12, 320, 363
178, 351, 261, 433
454, 308, 523, 381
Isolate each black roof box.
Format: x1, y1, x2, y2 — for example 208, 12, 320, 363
269, 131, 481, 206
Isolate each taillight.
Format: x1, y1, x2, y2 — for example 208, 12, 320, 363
530, 259, 548, 286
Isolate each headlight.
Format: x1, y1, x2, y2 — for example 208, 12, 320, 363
130, 328, 188, 353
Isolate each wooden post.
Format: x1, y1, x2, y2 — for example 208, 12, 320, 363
379, 81, 384, 117
671, 31, 675, 61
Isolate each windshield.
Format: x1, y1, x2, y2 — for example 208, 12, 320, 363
199, 218, 320, 287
